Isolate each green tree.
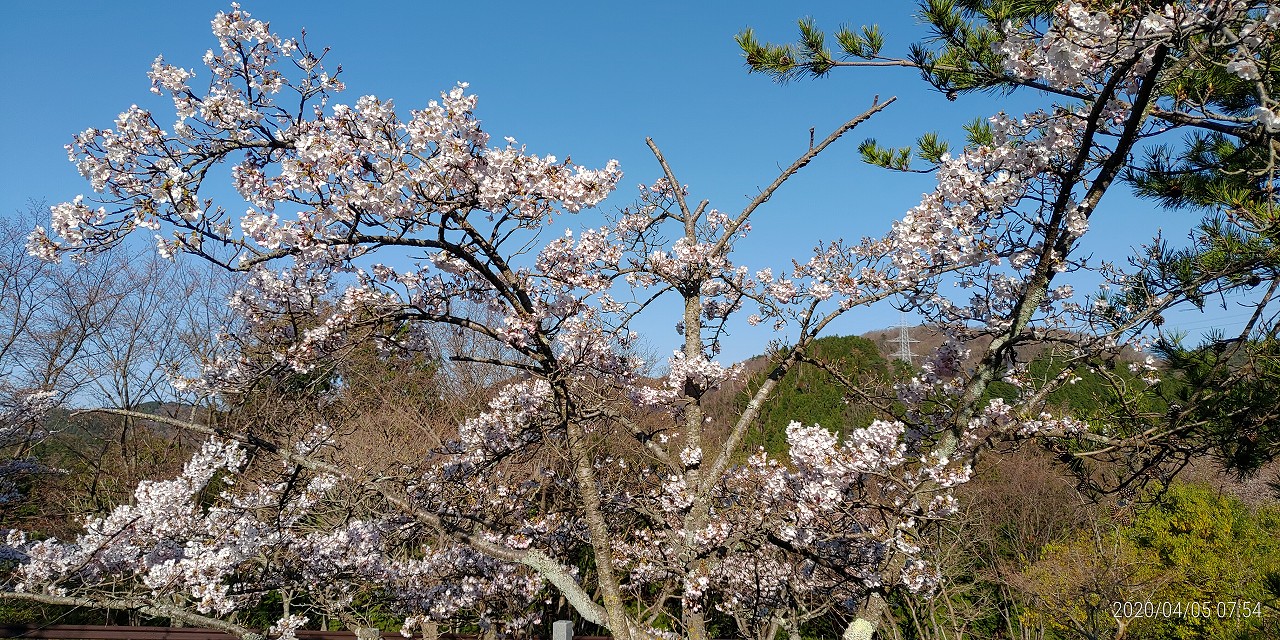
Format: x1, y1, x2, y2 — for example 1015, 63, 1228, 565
1022, 482, 1280, 640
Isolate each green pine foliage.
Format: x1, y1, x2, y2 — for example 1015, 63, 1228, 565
1153, 336, 1280, 478
737, 1, 1056, 94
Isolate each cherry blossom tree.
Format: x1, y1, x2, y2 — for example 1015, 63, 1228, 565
739, 0, 1280, 633
9, 2, 1279, 639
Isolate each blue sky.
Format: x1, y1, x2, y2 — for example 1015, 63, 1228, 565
0, 2, 1244, 363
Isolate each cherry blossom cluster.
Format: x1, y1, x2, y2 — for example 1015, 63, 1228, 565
997, 2, 1195, 89
863, 1, 1276, 381
0, 387, 56, 506
452, 379, 555, 463
3, 431, 549, 636
27, 2, 624, 394
664, 350, 743, 396
0, 389, 55, 449
999, 1, 1278, 144
604, 414, 977, 636
9, 439, 250, 610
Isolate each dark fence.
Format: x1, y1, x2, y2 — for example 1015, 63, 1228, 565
1, 627, 240, 640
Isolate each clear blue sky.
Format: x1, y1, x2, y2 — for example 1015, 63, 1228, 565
0, 2, 1241, 363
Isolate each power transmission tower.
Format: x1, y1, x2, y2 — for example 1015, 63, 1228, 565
891, 312, 919, 365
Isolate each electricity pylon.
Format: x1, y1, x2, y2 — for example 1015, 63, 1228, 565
891, 311, 919, 365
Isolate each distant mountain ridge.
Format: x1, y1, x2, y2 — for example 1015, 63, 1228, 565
858, 324, 1150, 369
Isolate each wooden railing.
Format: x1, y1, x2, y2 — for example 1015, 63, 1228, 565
1, 626, 242, 640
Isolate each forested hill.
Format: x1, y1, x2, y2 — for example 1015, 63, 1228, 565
705, 328, 1155, 458
700, 335, 901, 456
